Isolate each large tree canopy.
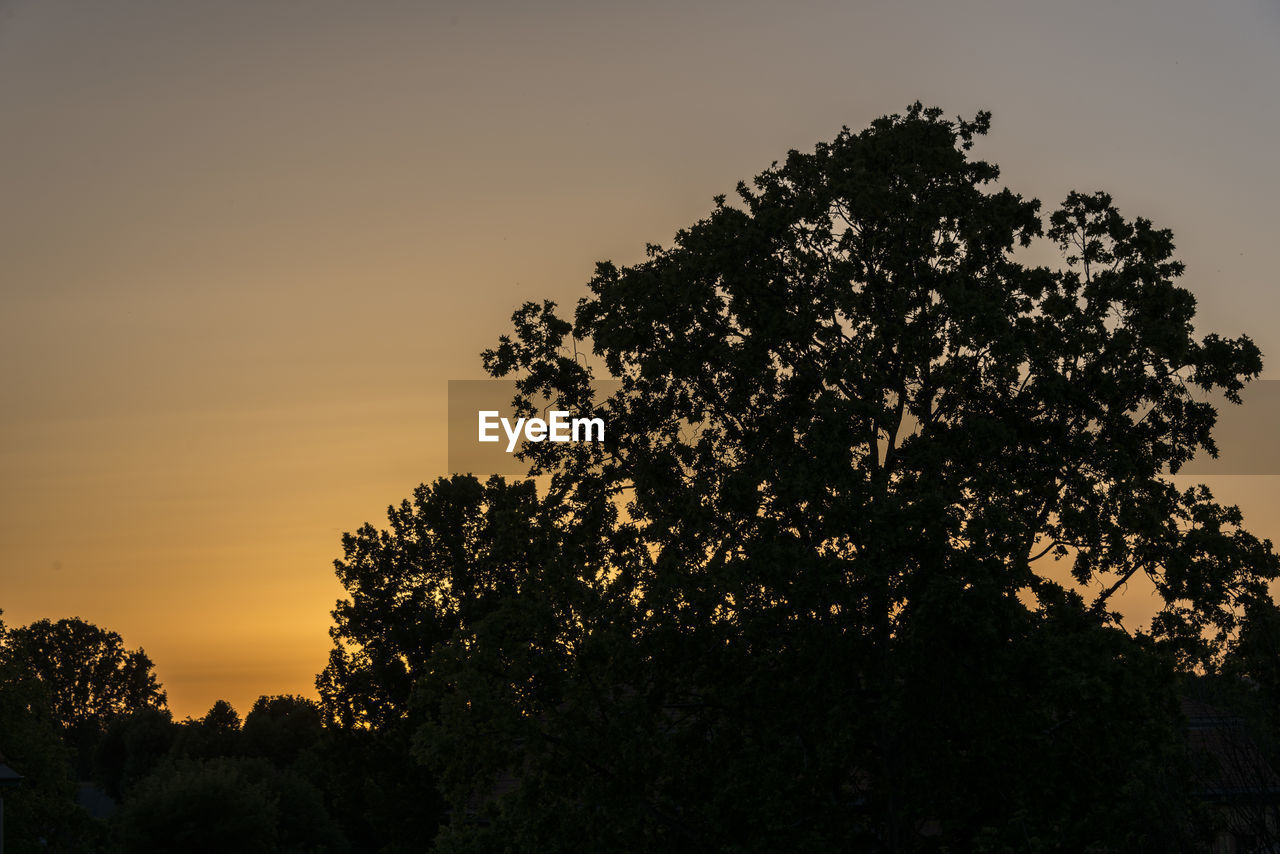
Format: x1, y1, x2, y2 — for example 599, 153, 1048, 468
326, 104, 1279, 853
485, 104, 1273, 661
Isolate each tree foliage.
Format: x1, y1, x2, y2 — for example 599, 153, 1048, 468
93, 706, 176, 799
241, 695, 324, 765
114, 759, 286, 854
7, 617, 167, 735
317, 476, 554, 730
325, 104, 1279, 852
0, 611, 101, 853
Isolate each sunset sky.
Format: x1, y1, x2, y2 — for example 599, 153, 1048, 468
3, 0, 1280, 719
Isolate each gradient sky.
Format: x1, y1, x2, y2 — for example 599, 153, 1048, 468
3, 0, 1279, 719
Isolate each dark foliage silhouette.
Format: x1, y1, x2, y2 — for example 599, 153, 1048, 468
398, 104, 1277, 852
4, 104, 1277, 854
6, 616, 167, 778
0, 610, 103, 853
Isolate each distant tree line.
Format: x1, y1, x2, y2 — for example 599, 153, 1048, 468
0, 615, 438, 853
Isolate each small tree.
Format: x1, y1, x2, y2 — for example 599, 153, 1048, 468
241, 695, 323, 765
0, 611, 99, 853
8, 617, 166, 734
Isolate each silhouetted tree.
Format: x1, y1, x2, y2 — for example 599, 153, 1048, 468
170, 700, 243, 763
241, 695, 323, 765
0, 611, 102, 853
203, 699, 241, 732
317, 476, 553, 731
7, 617, 166, 772
404, 104, 1278, 852
315, 476, 555, 851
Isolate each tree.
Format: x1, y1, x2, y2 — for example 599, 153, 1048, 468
170, 700, 243, 763
315, 477, 551, 850
202, 699, 241, 733
113, 759, 279, 854
8, 617, 167, 734
335, 104, 1279, 851
93, 706, 177, 799
317, 475, 557, 731
8, 616, 167, 782
241, 695, 323, 765
0, 611, 102, 853
113, 757, 348, 854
